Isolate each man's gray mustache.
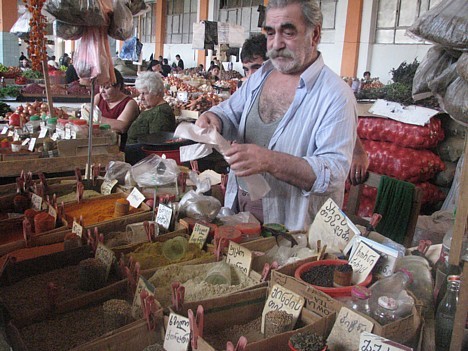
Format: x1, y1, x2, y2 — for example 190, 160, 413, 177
267, 50, 294, 59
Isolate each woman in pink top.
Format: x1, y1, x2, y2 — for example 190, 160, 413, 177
94, 69, 139, 135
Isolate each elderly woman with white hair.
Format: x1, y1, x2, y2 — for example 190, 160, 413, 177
125, 72, 175, 164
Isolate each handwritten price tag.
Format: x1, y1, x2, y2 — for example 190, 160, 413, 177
353, 236, 399, 278
28, 137, 36, 152
131, 276, 155, 319
127, 187, 145, 208
327, 307, 374, 351
21, 138, 30, 146
51, 132, 58, 141
226, 241, 252, 276
261, 284, 304, 334
71, 220, 83, 237
71, 130, 77, 139
156, 203, 172, 230
348, 241, 380, 284
95, 243, 115, 279
31, 193, 43, 211
65, 128, 71, 140
359, 332, 413, 351
164, 313, 190, 351
1, 126, 7, 134
189, 223, 210, 249
308, 198, 354, 253
38, 128, 48, 139
101, 179, 118, 195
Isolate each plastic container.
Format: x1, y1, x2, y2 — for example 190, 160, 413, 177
142, 146, 181, 165
162, 236, 188, 261
11, 141, 22, 152
70, 119, 88, 138
204, 261, 232, 285
235, 222, 261, 241
25, 115, 41, 133
294, 260, 373, 297
46, 117, 57, 134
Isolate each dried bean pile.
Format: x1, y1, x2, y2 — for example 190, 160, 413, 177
203, 317, 263, 350
264, 310, 293, 338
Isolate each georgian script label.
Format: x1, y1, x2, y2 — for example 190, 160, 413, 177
359, 332, 413, 351
95, 243, 115, 279
261, 284, 304, 334
308, 198, 354, 253
226, 241, 252, 276
327, 307, 374, 351
188, 222, 210, 249
71, 220, 83, 237
101, 179, 118, 195
156, 203, 172, 230
127, 187, 145, 208
164, 313, 190, 351
131, 276, 155, 319
31, 193, 43, 211
349, 241, 380, 284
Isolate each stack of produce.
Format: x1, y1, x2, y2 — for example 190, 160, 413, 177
354, 116, 446, 216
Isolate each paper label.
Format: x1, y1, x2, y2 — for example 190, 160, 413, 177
327, 307, 374, 351
354, 236, 399, 278
127, 187, 145, 208
164, 313, 191, 351
226, 241, 252, 276
177, 91, 189, 103
31, 193, 43, 211
95, 242, 115, 279
188, 223, 210, 249
71, 130, 77, 139
71, 220, 83, 237
1, 126, 7, 134
28, 137, 36, 152
48, 205, 57, 220
156, 203, 172, 230
8, 131, 14, 137
21, 138, 30, 146
261, 284, 305, 334
38, 128, 47, 138
51, 132, 58, 141
131, 276, 155, 319
308, 198, 354, 253
101, 179, 118, 195
348, 241, 380, 284
48, 150, 54, 158
359, 332, 413, 351
65, 128, 71, 140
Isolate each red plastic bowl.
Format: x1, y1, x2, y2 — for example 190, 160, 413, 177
294, 259, 372, 298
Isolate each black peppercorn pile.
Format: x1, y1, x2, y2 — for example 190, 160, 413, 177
301, 264, 352, 287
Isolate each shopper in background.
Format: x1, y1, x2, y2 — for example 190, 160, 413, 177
362, 71, 371, 82
94, 69, 139, 149
125, 72, 176, 164
196, 0, 357, 228
19, 59, 31, 71
175, 54, 184, 70
161, 58, 172, 77
19, 52, 27, 62
47, 55, 59, 69
65, 64, 79, 84
210, 65, 221, 82
241, 34, 268, 79
147, 60, 164, 77
59, 53, 71, 67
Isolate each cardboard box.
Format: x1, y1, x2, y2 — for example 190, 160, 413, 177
180, 109, 200, 120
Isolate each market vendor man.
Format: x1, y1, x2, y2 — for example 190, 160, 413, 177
195, 0, 357, 230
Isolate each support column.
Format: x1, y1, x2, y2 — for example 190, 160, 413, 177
197, 0, 209, 66
0, 0, 20, 66
154, 1, 165, 58
340, 0, 364, 77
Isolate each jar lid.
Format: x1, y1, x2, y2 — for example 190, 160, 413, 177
351, 285, 371, 300
447, 275, 461, 282
377, 296, 398, 310
47, 118, 57, 124
100, 124, 111, 130
30, 115, 40, 121
397, 268, 414, 284
71, 119, 87, 125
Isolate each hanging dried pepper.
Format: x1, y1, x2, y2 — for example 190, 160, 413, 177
22, 0, 47, 72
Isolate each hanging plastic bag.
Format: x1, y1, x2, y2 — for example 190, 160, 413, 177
108, 0, 134, 41
130, 154, 180, 187
119, 37, 139, 61
456, 52, 468, 81
10, 10, 31, 39
412, 45, 458, 100
125, 0, 149, 16
44, 0, 112, 27
54, 20, 84, 41
407, 0, 468, 51
104, 161, 132, 184
443, 78, 468, 127
179, 171, 221, 222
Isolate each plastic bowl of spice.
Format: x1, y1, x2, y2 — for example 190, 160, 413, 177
294, 259, 372, 297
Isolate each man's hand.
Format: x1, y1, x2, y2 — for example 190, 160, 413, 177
224, 143, 270, 177
195, 111, 222, 133
348, 138, 369, 185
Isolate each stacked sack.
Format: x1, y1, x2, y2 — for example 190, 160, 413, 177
352, 116, 446, 217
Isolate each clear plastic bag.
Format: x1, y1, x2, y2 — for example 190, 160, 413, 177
443, 77, 468, 127
427, 62, 458, 101
44, 0, 113, 27
108, 0, 133, 41
10, 10, 30, 39
412, 46, 457, 100
104, 161, 132, 184
125, 0, 149, 16
407, 0, 468, 51
456, 52, 468, 81
54, 20, 84, 41
130, 154, 180, 187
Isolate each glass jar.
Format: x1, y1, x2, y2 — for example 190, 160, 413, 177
25, 115, 41, 133
46, 117, 57, 134
435, 278, 460, 351
373, 296, 398, 325
70, 119, 88, 138
350, 286, 371, 315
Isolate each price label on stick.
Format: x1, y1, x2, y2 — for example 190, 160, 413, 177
327, 307, 374, 351
131, 276, 155, 319
48, 205, 57, 225
95, 243, 115, 280
261, 284, 304, 334
22, 138, 30, 146
308, 198, 355, 253
359, 332, 413, 351
348, 241, 380, 284
38, 128, 47, 139
189, 223, 210, 249
226, 241, 253, 276
51, 132, 58, 141
28, 137, 36, 152
8, 131, 14, 137
101, 179, 118, 195
127, 187, 145, 208
1, 126, 7, 134
156, 203, 172, 230
71, 220, 83, 237
164, 313, 191, 351
31, 193, 43, 211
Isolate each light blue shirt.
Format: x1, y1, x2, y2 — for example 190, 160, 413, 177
209, 54, 357, 230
